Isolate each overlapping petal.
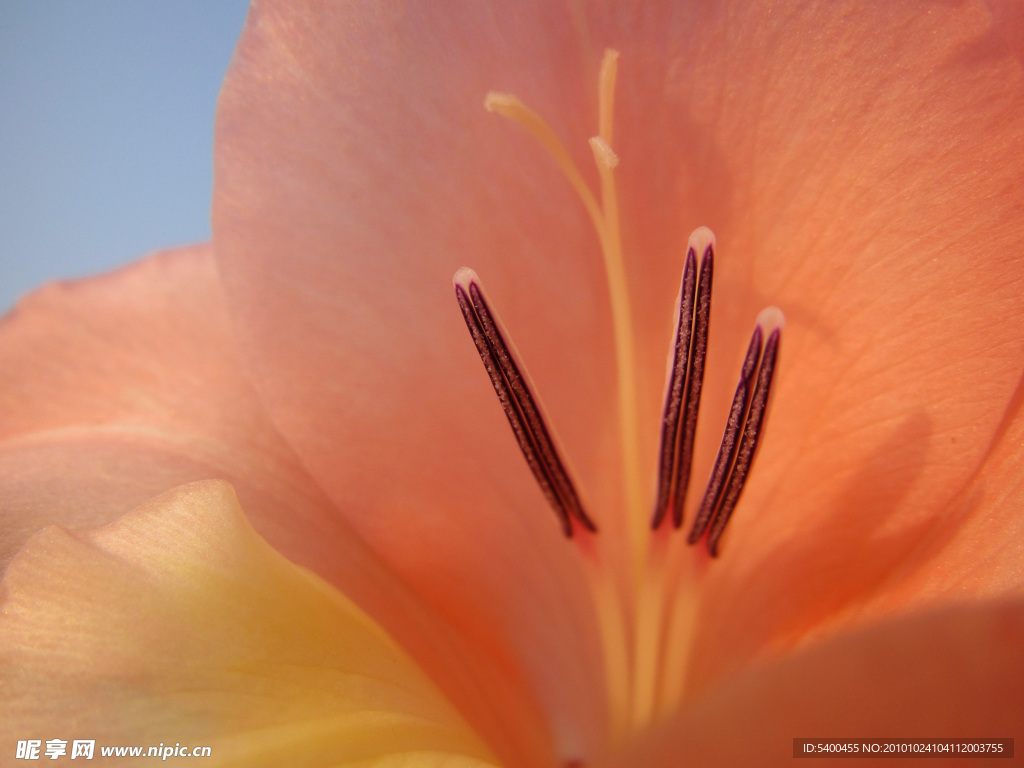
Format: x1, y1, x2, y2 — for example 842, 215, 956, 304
606, 599, 1024, 767
0, 480, 499, 768
0, 245, 335, 568
0, 246, 562, 766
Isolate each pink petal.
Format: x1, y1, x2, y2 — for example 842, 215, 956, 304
1, 246, 343, 578
216, 3, 619, 755
0, 246, 561, 766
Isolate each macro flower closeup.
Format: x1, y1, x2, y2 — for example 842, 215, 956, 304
3, 1, 1024, 766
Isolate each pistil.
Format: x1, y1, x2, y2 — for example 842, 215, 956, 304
486, 51, 645, 562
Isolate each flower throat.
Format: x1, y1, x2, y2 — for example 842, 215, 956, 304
455, 50, 783, 555
453, 49, 783, 742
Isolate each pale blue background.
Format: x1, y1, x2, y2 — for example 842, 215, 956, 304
0, 1, 251, 314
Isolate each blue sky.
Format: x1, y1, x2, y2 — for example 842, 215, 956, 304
0, 1, 251, 313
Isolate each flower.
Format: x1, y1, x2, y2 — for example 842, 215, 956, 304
3, 1, 1024, 766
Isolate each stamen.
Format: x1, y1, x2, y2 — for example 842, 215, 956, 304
687, 328, 761, 545
706, 313, 782, 556
652, 230, 714, 530
454, 267, 597, 537
688, 308, 784, 555
651, 248, 697, 530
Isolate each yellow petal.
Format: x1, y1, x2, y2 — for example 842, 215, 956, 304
0, 480, 500, 768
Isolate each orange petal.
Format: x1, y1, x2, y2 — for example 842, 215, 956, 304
0, 480, 499, 768
0, 245, 568, 767
662, 2, 1024, 689
215, 4, 619, 755
212, 0, 1024, 704
606, 599, 1024, 768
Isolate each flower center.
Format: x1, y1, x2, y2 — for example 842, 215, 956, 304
454, 50, 784, 747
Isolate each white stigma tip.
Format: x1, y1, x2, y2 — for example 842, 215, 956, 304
756, 306, 786, 334
484, 92, 515, 113
589, 136, 619, 169
688, 226, 716, 256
